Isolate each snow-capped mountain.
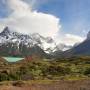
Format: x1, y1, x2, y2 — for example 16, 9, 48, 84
87, 31, 90, 40
0, 26, 71, 57
60, 31, 90, 57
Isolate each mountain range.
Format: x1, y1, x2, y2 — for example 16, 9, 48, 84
57, 31, 90, 57
0, 26, 90, 58
0, 26, 71, 57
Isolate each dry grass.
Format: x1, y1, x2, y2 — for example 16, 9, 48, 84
0, 80, 90, 90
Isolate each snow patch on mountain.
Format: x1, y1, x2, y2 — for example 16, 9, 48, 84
0, 26, 72, 53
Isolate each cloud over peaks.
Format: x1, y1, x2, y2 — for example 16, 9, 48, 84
0, 0, 61, 37
0, 0, 85, 45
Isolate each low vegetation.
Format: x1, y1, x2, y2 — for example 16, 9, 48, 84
0, 56, 90, 81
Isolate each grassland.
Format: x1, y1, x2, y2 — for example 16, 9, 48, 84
0, 80, 90, 90
0, 56, 90, 90
0, 56, 90, 81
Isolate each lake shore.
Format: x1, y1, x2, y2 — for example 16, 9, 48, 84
3, 57, 24, 62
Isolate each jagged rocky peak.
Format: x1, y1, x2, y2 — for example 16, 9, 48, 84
45, 37, 54, 43
31, 33, 44, 40
87, 31, 90, 40
31, 33, 41, 37
0, 26, 72, 55
0, 26, 20, 39
1, 26, 11, 34
0, 26, 13, 38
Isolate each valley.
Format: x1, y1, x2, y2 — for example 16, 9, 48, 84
0, 0, 90, 89
0, 56, 90, 81
0, 56, 90, 90
0, 27, 90, 90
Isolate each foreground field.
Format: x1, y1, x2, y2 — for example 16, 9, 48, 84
0, 80, 90, 90
0, 56, 90, 90
0, 56, 90, 81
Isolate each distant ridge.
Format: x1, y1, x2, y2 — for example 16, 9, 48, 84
0, 26, 71, 57
60, 31, 90, 57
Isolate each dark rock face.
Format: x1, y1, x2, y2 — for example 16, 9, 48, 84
87, 31, 90, 40
0, 26, 72, 57
0, 27, 48, 57
62, 31, 90, 57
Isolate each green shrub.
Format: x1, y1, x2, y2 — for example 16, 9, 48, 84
84, 68, 90, 75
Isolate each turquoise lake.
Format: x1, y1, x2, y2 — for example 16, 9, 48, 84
3, 57, 24, 62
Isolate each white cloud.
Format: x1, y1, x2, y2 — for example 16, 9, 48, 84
0, 0, 85, 45
59, 34, 85, 46
0, 0, 61, 37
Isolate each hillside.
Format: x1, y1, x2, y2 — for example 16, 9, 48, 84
0, 27, 71, 57
54, 31, 90, 57
0, 56, 90, 90
0, 57, 8, 65
0, 56, 90, 81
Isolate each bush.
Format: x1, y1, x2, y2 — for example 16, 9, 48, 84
0, 73, 8, 81
12, 81, 25, 87
84, 68, 90, 75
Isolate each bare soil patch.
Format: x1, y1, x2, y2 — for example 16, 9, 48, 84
0, 80, 90, 90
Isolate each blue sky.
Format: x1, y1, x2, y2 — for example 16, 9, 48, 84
35, 0, 90, 37
0, 0, 89, 45
0, 0, 90, 37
